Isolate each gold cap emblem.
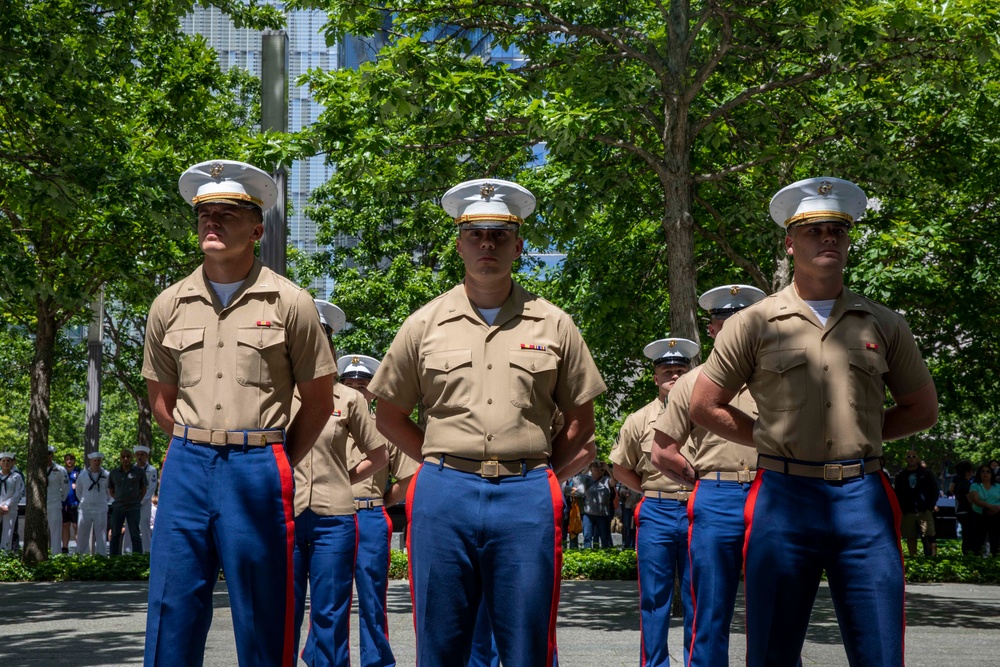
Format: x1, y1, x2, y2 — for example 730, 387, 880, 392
817, 181, 833, 196
351, 356, 360, 364
480, 183, 495, 198
668, 340, 677, 347
209, 162, 225, 178
730, 286, 741, 295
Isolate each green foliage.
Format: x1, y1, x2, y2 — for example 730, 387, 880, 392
904, 541, 1000, 584
0, 552, 150, 582
562, 548, 639, 581
389, 548, 410, 579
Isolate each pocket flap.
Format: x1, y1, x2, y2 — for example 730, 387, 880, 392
162, 327, 205, 352
759, 348, 807, 374
423, 348, 473, 372
509, 349, 558, 373
848, 348, 889, 376
236, 326, 286, 350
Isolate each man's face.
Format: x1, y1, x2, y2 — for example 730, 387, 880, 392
785, 222, 850, 277
196, 203, 263, 259
342, 377, 374, 401
135, 451, 149, 467
64, 454, 75, 469
456, 227, 523, 281
119, 452, 132, 469
654, 363, 689, 396
706, 316, 733, 340
0, 457, 11, 474
46, 451, 53, 465
88, 457, 103, 472
905, 450, 919, 470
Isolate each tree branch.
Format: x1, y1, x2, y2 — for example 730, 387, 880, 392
693, 194, 770, 292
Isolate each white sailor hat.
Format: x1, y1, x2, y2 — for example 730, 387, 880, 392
87, 452, 105, 461
643, 338, 699, 367
769, 177, 867, 230
337, 354, 380, 380
47, 446, 56, 454
0, 452, 14, 461
178, 160, 278, 211
314, 300, 346, 334
133, 445, 151, 454
442, 178, 535, 230
699, 284, 766, 318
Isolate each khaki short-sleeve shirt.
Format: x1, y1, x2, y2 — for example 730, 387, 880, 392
368, 282, 606, 460
610, 398, 693, 494
142, 260, 336, 430
294, 383, 382, 517
350, 425, 421, 500
702, 285, 933, 461
653, 368, 758, 473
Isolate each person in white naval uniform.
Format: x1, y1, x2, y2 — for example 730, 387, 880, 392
45, 446, 70, 554
1, 452, 25, 551
124, 445, 159, 553
76, 452, 110, 555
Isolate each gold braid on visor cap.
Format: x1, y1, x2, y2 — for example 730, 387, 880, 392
785, 210, 853, 229
455, 213, 523, 226
192, 192, 264, 207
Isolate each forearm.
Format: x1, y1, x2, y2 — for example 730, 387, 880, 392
650, 433, 696, 487
375, 404, 425, 462
385, 477, 413, 507
285, 406, 330, 467
550, 401, 595, 474
612, 466, 644, 494
883, 381, 938, 441
349, 445, 389, 485
553, 440, 595, 482
146, 380, 177, 435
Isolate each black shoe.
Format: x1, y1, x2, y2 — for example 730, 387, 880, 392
61, 548, 69, 554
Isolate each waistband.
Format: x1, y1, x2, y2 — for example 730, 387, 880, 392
698, 470, 756, 483
173, 424, 284, 447
354, 497, 384, 510
425, 454, 550, 478
643, 490, 691, 502
757, 454, 882, 481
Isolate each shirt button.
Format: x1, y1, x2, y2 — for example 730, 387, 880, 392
487, 364, 493, 370
217, 372, 223, 378
826, 439, 833, 446
487, 434, 494, 441
215, 404, 222, 410
824, 364, 829, 371
218, 341, 224, 348
444, 362, 449, 369
826, 402, 832, 408
487, 398, 493, 404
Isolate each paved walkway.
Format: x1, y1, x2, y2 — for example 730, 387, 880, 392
1, 579, 997, 665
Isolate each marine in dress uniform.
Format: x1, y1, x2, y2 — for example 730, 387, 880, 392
0, 452, 25, 551
142, 160, 336, 667
690, 177, 939, 666
369, 179, 606, 667
292, 302, 389, 667
44, 446, 69, 554
132, 445, 159, 553
650, 285, 766, 667
338, 354, 420, 667
609, 337, 698, 667
76, 452, 110, 556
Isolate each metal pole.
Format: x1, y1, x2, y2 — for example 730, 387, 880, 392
260, 29, 289, 276
84, 292, 104, 456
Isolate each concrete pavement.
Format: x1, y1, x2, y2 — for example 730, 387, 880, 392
1, 578, 998, 665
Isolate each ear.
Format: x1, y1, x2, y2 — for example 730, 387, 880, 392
514, 235, 524, 260
455, 234, 464, 258
784, 234, 794, 256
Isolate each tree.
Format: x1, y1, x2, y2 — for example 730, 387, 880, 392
0, 0, 280, 564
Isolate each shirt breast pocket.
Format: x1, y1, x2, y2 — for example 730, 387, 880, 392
162, 327, 206, 387
236, 326, 287, 388
758, 348, 808, 411
847, 348, 889, 412
423, 348, 473, 409
509, 349, 558, 409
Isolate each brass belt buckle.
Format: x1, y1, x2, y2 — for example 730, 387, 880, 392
254, 433, 267, 446
481, 461, 500, 478
823, 464, 844, 481
210, 430, 228, 445
737, 470, 751, 484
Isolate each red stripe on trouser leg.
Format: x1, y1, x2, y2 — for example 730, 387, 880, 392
544, 469, 564, 667
879, 471, 906, 664
270, 444, 297, 667
742, 471, 765, 663
382, 506, 393, 641
405, 463, 423, 663
686, 480, 700, 667
634, 497, 646, 667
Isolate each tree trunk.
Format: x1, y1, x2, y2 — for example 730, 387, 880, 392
136, 394, 154, 451
772, 247, 792, 292
661, 174, 700, 346
24, 299, 56, 565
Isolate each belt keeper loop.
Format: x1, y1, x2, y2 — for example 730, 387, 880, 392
521, 460, 527, 477
242, 430, 249, 453
858, 458, 865, 478
438, 455, 445, 471
183, 424, 190, 444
